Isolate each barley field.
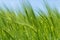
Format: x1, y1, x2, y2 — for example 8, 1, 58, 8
0, 0, 60, 40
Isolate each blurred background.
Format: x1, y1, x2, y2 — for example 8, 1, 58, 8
0, 0, 60, 12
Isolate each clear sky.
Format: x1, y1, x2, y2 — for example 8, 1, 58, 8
0, 0, 60, 12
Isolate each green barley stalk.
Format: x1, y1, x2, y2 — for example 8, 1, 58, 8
0, 0, 60, 40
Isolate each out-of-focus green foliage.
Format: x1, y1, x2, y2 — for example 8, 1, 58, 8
0, 0, 60, 40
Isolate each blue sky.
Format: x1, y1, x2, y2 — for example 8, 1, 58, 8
0, 0, 60, 12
